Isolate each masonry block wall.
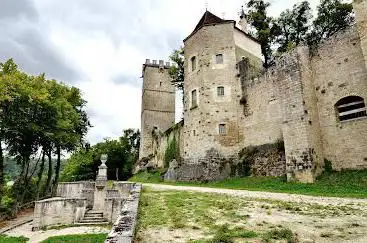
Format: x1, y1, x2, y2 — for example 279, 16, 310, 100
311, 26, 367, 170
139, 61, 175, 160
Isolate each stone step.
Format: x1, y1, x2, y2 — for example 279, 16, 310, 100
85, 212, 103, 216
74, 221, 110, 226
83, 216, 105, 220
78, 219, 108, 224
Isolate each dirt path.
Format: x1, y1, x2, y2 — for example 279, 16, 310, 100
5, 222, 109, 243
0, 208, 34, 234
143, 183, 367, 206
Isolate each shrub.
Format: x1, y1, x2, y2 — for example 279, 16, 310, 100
324, 159, 333, 173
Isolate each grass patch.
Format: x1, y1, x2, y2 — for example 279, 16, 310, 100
40, 233, 107, 243
136, 189, 251, 231
0, 235, 28, 243
262, 228, 297, 243
130, 169, 367, 198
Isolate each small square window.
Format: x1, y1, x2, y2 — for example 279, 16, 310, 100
191, 56, 197, 71
216, 54, 223, 64
217, 86, 225, 96
219, 124, 226, 135
191, 89, 198, 107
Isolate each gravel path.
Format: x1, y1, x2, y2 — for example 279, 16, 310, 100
5, 222, 109, 243
143, 183, 367, 206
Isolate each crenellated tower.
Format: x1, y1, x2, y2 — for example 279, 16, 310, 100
139, 59, 175, 161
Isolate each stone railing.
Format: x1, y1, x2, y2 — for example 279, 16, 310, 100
105, 183, 142, 243
32, 198, 87, 231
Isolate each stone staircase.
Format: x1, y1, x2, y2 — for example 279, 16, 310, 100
76, 210, 109, 225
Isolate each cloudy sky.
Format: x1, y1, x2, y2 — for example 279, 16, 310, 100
0, 0, 321, 145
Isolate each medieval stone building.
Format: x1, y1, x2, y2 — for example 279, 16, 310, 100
137, 1, 367, 183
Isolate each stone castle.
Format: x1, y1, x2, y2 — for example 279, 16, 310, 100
137, 1, 367, 183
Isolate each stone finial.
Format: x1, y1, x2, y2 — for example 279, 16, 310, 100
166, 62, 170, 67
145, 59, 151, 64
159, 60, 164, 66
152, 60, 157, 65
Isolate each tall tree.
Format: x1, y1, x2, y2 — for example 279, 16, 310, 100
307, 0, 354, 48
275, 1, 312, 54
247, 0, 278, 68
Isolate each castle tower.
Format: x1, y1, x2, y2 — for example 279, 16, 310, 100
139, 59, 175, 160
182, 11, 262, 168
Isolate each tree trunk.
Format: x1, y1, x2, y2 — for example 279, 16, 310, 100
44, 149, 53, 196
36, 150, 46, 200
20, 156, 31, 204
0, 140, 4, 201
51, 145, 61, 197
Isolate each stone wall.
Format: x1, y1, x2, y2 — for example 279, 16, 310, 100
32, 198, 86, 230
139, 6, 367, 183
310, 26, 367, 171
57, 181, 95, 198
152, 120, 184, 168
105, 184, 142, 243
104, 198, 124, 224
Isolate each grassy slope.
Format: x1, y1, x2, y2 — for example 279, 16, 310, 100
129, 170, 367, 198
40, 234, 107, 243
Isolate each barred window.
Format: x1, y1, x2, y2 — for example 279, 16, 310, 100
335, 96, 366, 121
216, 54, 223, 64
191, 56, 197, 71
217, 86, 225, 96
219, 124, 226, 135
191, 89, 198, 107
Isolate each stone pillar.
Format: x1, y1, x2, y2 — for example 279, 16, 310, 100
280, 47, 322, 183
93, 154, 108, 211
354, 0, 367, 69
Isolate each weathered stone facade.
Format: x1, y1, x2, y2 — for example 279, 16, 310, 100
139, 60, 175, 160
138, 2, 367, 183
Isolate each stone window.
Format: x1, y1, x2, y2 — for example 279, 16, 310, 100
218, 124, 226, 135
191, 89, 198, 108
335, 96, 366, 121
217, 86, 225, 96
191, 56, 197, 71
216, 54, 223, 64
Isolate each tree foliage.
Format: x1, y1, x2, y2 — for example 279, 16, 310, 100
274, 1, 313, 54
0, 58, 90, 208
244, 0, 354, 66
307, 0, 354, 47
168, 48, 184, 90
61, 129, 140, 182
246, 0, 278, 68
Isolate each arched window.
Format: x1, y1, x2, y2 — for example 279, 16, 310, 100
335, 96, 366, 121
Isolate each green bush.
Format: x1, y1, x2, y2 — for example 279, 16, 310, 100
324, 159, 333, 173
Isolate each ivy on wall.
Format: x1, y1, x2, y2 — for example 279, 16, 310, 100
164, 136, 180, 168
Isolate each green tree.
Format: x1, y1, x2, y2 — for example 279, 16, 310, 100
307, 0, 354, 47
247, 0, 278, 68
275, 1, 312, 54
168, 48, 184, 91
61, 129, 140, 182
